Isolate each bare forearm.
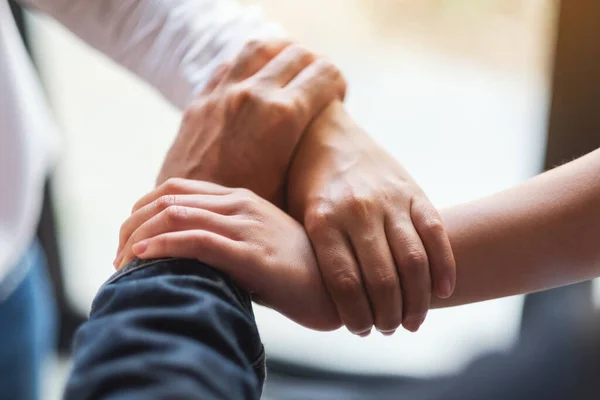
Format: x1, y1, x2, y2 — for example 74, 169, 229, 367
432, 148, 600, 308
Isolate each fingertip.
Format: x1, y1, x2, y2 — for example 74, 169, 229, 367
403, 314, 426, 333
117, 256, 131, 271
356, 328, 372, 338
113, 253, 123, 269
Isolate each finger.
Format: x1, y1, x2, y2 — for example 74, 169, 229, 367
227, 39, 292, 82
132, 230, 245, 279
253, 44, 316, 87
411, 197, 456, 299
202, 62, 232, 94
118, 194, 236, 255
349, 222, 403, 335
385, 216, 431, 333
117, 206, 236, 270
308, 224, 374, 336
133, 178, 231, 214
284, 58, 346, 126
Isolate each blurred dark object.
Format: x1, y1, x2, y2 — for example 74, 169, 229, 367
9, 0, 86, 354
543, 0, 600, 170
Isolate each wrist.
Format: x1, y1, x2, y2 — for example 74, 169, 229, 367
286, 100, 347, 219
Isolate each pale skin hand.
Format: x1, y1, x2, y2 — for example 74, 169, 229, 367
119, 148, 600, 324
115, 179, 341, 332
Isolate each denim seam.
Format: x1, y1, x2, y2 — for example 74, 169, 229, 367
91, 258, 253, 316
90, 258, 173, 315
252, 347, 266, 369
105, 258, 174, 286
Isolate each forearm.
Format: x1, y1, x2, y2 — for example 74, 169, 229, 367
65, 258, 264, 400
432, 148, 600, 308
21, 0, 284, 108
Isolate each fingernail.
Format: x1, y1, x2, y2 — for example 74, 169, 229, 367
358, 329, 372, 338
132, 240, 148, 256
438, 277, 453, 299
378, 329, 396, 337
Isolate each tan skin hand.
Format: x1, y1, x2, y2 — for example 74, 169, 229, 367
287, 101, 456, 335
116, 179, 341, 332
155, 39, 346, 208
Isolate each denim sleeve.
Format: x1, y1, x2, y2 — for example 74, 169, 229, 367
64, 258, 265, 400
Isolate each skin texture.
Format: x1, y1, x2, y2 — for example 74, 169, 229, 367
117, 179, 340, 331
118, 39, 457, 336
118, 148, 600, 330
430, 147, 600, 308
287, 101, 455, 334
154, 39, 347, 208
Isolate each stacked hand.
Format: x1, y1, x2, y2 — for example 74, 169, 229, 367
155, 39, 345, 207
116, 178, 340, 331
116, 39, 456, 335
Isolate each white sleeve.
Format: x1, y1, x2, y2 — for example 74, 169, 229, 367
20, 0, 286, 109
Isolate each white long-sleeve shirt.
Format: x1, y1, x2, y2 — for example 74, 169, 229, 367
0, 0, 283, 288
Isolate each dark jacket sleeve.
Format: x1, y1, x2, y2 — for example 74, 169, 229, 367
64, 258, 265, 400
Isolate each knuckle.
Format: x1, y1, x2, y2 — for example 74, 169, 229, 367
229, 84, 263, 112
163, 177, 186, 192
423, 218, 446, 236
305, 205, 336, 236
164, 205, 187, 224
369, 271, 399, 295
268, 98, 297, 125
234, 188, 258, 209
401, 249, 428, 275
155, 195, 176, 211
342, 192, 374, 217
330, 270, 362, 299
234, 187, 255, 200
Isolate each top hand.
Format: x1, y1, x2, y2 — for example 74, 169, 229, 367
156, 39, 346, 208
287, 101, 456, 335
